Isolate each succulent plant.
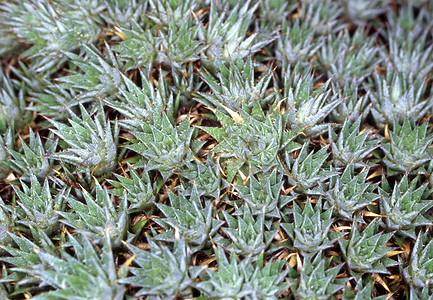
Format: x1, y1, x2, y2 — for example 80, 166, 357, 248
106, 69, 175, 129
378, 175, 433, 239
289, 252, 348, 299
342, 276, 389, 300
385, 28, 433, 79
341, 0, 388, 25
369, 68, 432, 128
278, 66, 341, 137
16, 232, 126, 300
401, 230, 433, 292
58, 181, 129, 248
5, 128, 57, 181
324, 163, 379, 221
49, 104, 119, 177
57, 43, 125, 100
28, 84, 83, 121
0, 198, 16, 255
300, 0, 345, 36
281, 198, 345, 254
154, 187, 224, 252
234, 169, 294, 219
196, 247, 289, 299
12, 174, 69, 236
339, 219, 398, 275
0, 126, 13, 179
118, 238, 194, 299
202, 101, 300, 179
258, 0, 297, 32
195, 58, 274, 113
329, 118, 380, 168
381, 120, 433, 175
1, 0, 104, 72
0, 225, 60, 293
114, 17, 206, 70
108, 167, 157, 214
127, 112, 204, 181
178, 156, 227, 200
198, 0, 274, 68
0, 68, 31, 134
218, 205, 278, 257
329, 81, 371, 123
282, 143, 336, 194
275, 19, 322, 66
317, 27, 381, 85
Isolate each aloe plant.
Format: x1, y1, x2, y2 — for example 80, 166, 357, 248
281, 199, 345, 254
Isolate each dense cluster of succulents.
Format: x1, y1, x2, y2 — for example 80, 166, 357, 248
0, 0, 432, 298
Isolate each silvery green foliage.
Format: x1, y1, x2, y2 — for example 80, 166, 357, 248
147, 0, 199, 26
369, 70, 432, 128
12, 174, 68, 236
289, 252, 347, 299
0, 198, 16, 255
179, 156, 226, 200
234, 170, 294, 219
378, 175, 433, 239
199, 0, 274, 68
279, 67, 341, 137
386, 6, 429, 42
400, 231, 433, 300
0, 266, 12, 298
154, 187, 224, 252
105, 71, 175, 129
299, 0, 345, 36
5, 128, 57, 181
341, 0, 388, 25
275, 20, 322, 66
115, 18, 206, 70
330, 81, 371, 123
0, 68, 31, 134
196, 247, 289, 299
57, 44, 124, 100
0, 127, 13, 179
342, 277, 388, 300
28, 85, 82, 121
49, 104, 119, 177
108, 168, 156, 213
157, 20, 207, 69
409, 287, 433, 300
127, 113, 203, 181
317, 27, 381, 85
171, 63, 203, 109
218, 205, 278, 257
329, 118, 380, 168
119, 238, 194, 299
324, 163, 379, 221
102, 0, 149, 27
0, 21, 20, 58
385, 28, 433, 79
18, 233, 126, 300
202, 101, 300, 179
402, 230, 433, 291
257, 0, 296, 31
58, 181, 129, 248
283, 143, 335, 194
0, 226, 59, 288
339, 219, 398, 275
281, 199, 344, 254
381, 120, 433, 175
196, 59, 274, 113
0, 0, 104, 73
112, 20, 160, 71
